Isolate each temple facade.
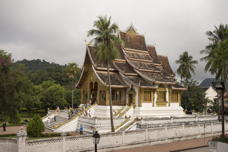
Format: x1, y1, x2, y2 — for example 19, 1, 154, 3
76, 26, 186, 117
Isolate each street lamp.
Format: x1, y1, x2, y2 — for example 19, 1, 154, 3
92, 131, 100, 152
212, 81, 225, 136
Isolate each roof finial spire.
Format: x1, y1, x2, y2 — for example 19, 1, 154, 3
126, 24, 137, 34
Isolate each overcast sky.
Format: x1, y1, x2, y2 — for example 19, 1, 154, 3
0, 0, 227, 82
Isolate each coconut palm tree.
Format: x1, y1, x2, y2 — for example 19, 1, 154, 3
66, 63, 79, 109
201, 24, 228, 81
176, 51, 198, 85
87, 16, 122, 132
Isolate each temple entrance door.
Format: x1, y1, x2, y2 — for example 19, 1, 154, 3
128, 94, 133, 106
90, 82, 98, 105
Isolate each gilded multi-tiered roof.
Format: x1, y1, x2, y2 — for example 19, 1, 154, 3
77, 26, 184, 89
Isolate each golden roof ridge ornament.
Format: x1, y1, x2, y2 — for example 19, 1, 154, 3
126, 24, 137, 35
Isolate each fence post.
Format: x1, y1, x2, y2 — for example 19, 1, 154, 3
198, 124, 201, 137
145, 129, 148, 142
182, 123, 185, 137
211, 122, 213, 136
17, 129, 27, 152
62, 133, 66, 152
165, 126, 168, 141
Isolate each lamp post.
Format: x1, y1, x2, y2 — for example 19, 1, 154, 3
212, 81, 225, 136
92, 131, 100, 152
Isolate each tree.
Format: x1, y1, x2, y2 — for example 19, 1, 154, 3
176, 51, 198, 85
0, 50, 33, 123
27, 115, 45, 137
201, 24, 228, 81
22, 85, 42, 111
181, 80, 208, 113
39, 81, 67, 111
87, 16, 122, 132
65, 89, 80, 108
66, 63, 80, 108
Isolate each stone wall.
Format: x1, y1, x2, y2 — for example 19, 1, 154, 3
1, 121, 227, 152
0, 138, 17, 152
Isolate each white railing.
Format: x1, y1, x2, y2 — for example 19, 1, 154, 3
10, 121, 228, 152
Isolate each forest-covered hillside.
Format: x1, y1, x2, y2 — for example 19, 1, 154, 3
15, 59, 81, 86
1, 50, 81, 124
16, 59, 60, 72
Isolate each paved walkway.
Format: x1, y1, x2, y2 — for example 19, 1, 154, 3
0, 126, 25, 135
112, 137, 212, 152
0, 125, 52, 135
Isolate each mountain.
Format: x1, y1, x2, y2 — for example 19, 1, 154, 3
16, 59, 62, 72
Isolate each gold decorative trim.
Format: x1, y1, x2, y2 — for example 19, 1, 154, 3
114, 59, 126, 62
124, 47, 148, 53
128, 57, 152, 63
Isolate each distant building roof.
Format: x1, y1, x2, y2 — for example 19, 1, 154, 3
200, 78, 228, 89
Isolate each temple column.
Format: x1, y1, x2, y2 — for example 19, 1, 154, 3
152, 91, 154, 107
154, 91, 157, 107
97, 88, 100, 105
166, 88, 169, 107
178, 91, 181, 106
135, 87, 139, 107
105, 88, 109, 105
126, 90, 129, 106
138, 88, 142, 107
169, 88, 172, 106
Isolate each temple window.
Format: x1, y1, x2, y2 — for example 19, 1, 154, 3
144, 90, 152, 102
112, 90, 117, 101
171, 90, 178, 102
111, 89, 124, 105
157, 91, 166, 102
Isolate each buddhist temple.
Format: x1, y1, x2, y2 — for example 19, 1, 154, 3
42, 27, 218, 133
76, 26, 186, 117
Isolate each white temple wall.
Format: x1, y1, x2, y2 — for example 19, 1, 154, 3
141, 103, 153, 107
6, 121, 228, 152
170, 103, 180, 108
54, 117, 79, 133
0, 138, 17, 152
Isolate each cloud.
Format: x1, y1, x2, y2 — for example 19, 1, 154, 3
0, 0, 227, 82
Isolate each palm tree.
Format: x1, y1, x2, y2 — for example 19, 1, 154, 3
66, 63, 79, 109
201, 24, 228, 81
176, 51, 198, 85
87, 16, 121, 132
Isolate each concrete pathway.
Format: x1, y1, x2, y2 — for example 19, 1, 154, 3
111, 137, 212, 152
0, 126, 25, 135
0, 125, 52, 135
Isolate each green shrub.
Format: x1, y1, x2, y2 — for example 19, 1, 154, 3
27, 115, 45, 137
0, 134, 16, 138
212, 135, 228, 143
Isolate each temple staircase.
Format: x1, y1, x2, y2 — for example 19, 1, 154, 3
114, 105, 132, 118
44, 115, 68, 131
42, 104, 97, 132
115, 118, 138, 132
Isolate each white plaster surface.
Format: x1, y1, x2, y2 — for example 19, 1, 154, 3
205, 86, 217, 102
1, 121, 227, 152
216, 142, 228, 152
0, 138, 17, 152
